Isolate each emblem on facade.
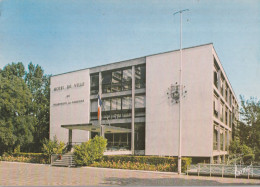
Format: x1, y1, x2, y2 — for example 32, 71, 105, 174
167, 82, 187, 103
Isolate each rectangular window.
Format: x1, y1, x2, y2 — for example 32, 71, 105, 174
220, 128, 224, 151
102, 71, 112, 93
90, 100, 98, 120
213, 125, 218, 150
225, 84, 228, 102
90, 74, 99, 95
122, 96, 132, 109
135, 65, 146, 89
229, 111, 232, 127
135, 95, 146, 108
220, 78, 224, 96
225, 130, 228, 151
135, 95, 146, 117
111, 97, 121, 111
111, 70, 122, 92
91, 100, 98, 112
122, 68, 132, 91
103, 99, 110, 111
213, 96, 219, 117
214, 71, 218, 88
220, 102, 224, 122
225, 107, 228, 125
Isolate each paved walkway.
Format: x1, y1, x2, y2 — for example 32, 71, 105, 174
0, 161, 259, 186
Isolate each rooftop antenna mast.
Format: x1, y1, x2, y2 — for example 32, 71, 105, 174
173, 8, 189, 175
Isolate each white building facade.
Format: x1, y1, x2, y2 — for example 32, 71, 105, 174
50, 43, 239, 163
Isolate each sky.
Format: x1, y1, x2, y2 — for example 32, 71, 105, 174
0, 0, 259, 100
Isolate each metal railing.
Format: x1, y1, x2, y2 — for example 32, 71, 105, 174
187, 163, 260, 179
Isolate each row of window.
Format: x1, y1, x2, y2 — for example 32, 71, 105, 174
213, 95, 232, 128
90, 65, 146, 95
213, 57, 237, 108
90, 95, 145, 120
213, 125, 230, 151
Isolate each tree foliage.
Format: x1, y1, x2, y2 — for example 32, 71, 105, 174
0, 62, 50, 154
230, 96, 260, 162
73, 136, 107, 166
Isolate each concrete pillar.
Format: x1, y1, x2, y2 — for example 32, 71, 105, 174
98, 72, 104, 137
223, 129, 226, 151
131, 65, 135, 155
210, 156, 214, 164
222, 155, 225, 164
100, 125, 105, 137
68, 129, 72, 151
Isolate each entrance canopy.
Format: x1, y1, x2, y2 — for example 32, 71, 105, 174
61, 123, 131, 133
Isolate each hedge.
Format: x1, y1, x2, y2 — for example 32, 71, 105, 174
90, 155, 191, 172
0, 152, 49, 164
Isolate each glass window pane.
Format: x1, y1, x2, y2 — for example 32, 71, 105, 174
112, 70, 122, 84
111, 97, 121, 110
123, 69, 132, 82
102, 72, 112, 84
91, 74, 99, 87
116, 98, 121, 110
91, 100, 98, 112
111, 84, 121, 92
135, 65, 146, 89
103, 99, 110, 111
122, 96, 132, 109
135, 95, 145, 108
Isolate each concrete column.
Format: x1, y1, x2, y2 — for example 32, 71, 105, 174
223, 129, 226, 151
68, 129, 72, 151
131, 66, 135, 155
99, 72, 104, 137
217, 125, 220, 164
210, 156, 214, 164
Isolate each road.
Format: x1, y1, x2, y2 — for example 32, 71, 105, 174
0, 161, 259, 186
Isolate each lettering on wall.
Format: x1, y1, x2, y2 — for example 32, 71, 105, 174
53, 99, 85, 107
52, 82, 86, 107
53, 82, 85, 92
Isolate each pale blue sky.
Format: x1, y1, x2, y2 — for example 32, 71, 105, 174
0, 0, 259, 99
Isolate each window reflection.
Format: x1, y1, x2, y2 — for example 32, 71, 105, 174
90, 74, 99, 95
102, 68, 132, 93
135, 65, 146, 89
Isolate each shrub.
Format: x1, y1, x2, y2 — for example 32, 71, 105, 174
0, 152, 49, 164
42, 136, 65, 163
90, 155, 191, 172
73, 136, 107, 166
243, 154, 255, 164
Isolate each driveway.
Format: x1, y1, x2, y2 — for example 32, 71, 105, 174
0, 161, 259, 186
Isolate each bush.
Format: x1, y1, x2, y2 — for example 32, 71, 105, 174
42, 136, 65, 163
243, 154, 255, 164
90, 155, 191, 172
73, 136, 107, 166
0, 152, 49, 164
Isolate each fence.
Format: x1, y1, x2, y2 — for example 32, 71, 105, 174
187, 163, 260, 179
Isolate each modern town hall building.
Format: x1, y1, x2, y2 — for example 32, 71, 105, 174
50, 43, 239, 163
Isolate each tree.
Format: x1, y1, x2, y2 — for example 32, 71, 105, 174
0, 71, 35, 154
0, 62, 50, 154
25, 62, 50, 152
237, 96, 260, 161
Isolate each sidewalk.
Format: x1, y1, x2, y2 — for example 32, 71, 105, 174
0, 161, 259, 186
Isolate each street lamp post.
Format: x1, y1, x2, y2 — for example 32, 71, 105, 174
173, 9, 189, 175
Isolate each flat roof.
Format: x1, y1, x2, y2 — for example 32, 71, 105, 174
51, 43, 213, 78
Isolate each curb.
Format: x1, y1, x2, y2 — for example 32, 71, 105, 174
82, 166, 181, 175
0, 161, 49, 166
